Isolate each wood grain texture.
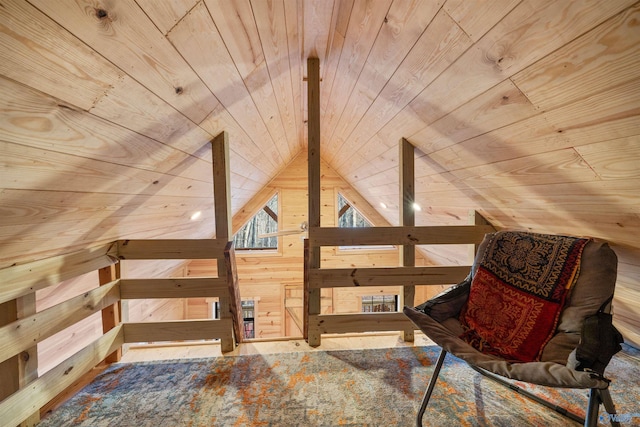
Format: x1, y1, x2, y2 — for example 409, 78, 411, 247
0, 0, 638, 352
30, 0, 217, 123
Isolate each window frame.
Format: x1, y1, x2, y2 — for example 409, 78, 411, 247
335, 191, 395, 252
233, 190, 282, 256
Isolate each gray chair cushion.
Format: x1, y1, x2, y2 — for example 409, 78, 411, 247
404, 232, 618, 389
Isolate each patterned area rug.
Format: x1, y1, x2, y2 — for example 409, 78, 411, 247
39, 345, 640, 427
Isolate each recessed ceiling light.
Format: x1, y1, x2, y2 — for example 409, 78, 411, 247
380, 202, 387, 209
412, 203, 422, 211
190, 211, 202, 221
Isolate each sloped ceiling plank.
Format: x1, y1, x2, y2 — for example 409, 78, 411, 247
205, 0, 292, 161
407, 0, 635, 127
0, 0, 121, 110
302, 0, 336, 66
326, 0, 441, 156
419, 180, 640, 218
512, 3, 640, 111
198, 103, 277, 184
289, 1, 304, 152
360, 0, 514, 155
0, 193, 212, 249
252, 0, 301, 158
168, 1, 287, 168
318, 0, 352, 119
575, 136, 640, 181
436, 149, 599, 189
29, 0, 218, 123
1, 141, 211, 197
322, 0, 392, 154
330, 8, 472, 168
541, 78, 640, 145
135, 0, 200, 35
0, 77, 212, 182
1, 190, 211, 228
90, 74, 215, 161
426, 78, 640, 173
408, 79, 538, 154
443, 0, 521, 42
284, 0, 304, 148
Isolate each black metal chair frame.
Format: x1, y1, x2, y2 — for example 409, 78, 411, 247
416, 349, 621, 427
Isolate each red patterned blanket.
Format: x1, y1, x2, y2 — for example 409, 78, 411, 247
459, 231, 589, 362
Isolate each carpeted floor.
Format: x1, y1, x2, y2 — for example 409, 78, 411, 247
38, 344, 640, 427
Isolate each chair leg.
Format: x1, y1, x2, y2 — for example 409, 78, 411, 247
417, 349, 447, 427
599, 388, 621, 427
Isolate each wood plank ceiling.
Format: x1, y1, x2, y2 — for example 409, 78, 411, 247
1, 1, 639, 343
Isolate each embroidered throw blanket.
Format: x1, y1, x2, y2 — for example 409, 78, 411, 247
459, 231, 590, 362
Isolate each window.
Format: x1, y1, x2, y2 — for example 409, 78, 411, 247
362, 295, 398, 312
242, 300, 255, 339
234, 193, 278, 250
337, 193, 394, 250
337, 193, 372, 228
211, 299, 255, 339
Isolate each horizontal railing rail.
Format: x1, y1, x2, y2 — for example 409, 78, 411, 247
304, 214, 495, 347
0, 237, 240, 427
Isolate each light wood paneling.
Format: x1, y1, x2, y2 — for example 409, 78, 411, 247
30, 0, 217, 123
0, 0, 638, 346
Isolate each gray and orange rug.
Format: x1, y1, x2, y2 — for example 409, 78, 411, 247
39, 345, 640, 426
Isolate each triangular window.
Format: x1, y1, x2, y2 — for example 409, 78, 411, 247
234, 193, 278, 250
337, 193, 393, 250
337, 193, 372, 228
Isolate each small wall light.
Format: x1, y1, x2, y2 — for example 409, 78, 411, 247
190, 211, 202, 221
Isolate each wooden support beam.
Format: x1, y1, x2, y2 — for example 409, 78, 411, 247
314, 313, 415, 334
224, 241, 243, 345
122, 320, 231, 343
303, 239, 310, 341
119, 277, 227, 299
99, 264, 121, 363
116, 239, 227, 260
211, 131, 235, 352
399, 138, 415, 342
212, 131, 232, 241
0, 326, 124, 427
16, 294, 39, 426
309, 266, 471, 288
0, 300, 19, 402
469, 210, 496, 261
307, 57, 321, 347
308, 225, 495, 246
0, 242, 118, 305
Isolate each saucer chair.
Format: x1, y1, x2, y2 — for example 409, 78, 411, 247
404, 231, 624, 427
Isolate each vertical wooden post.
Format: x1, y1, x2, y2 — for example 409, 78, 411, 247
0, 295, 39, 426
303, 238, 310, 341
224, 241, 243, 344
100, 263, 122, 363
212, 131, 235, 352
469, 210, 494, 261
399, 138, 415, 342
307, 57, 322, 347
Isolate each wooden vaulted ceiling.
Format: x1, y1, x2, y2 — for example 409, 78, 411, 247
1, 1, 639, 343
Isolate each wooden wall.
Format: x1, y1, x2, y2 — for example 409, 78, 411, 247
186, 152, 442, 339
1, 0, 638, 349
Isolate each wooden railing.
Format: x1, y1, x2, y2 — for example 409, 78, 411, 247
0, 237, 241, 426
304, 216, 495, 347
1, 131, 238, 426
